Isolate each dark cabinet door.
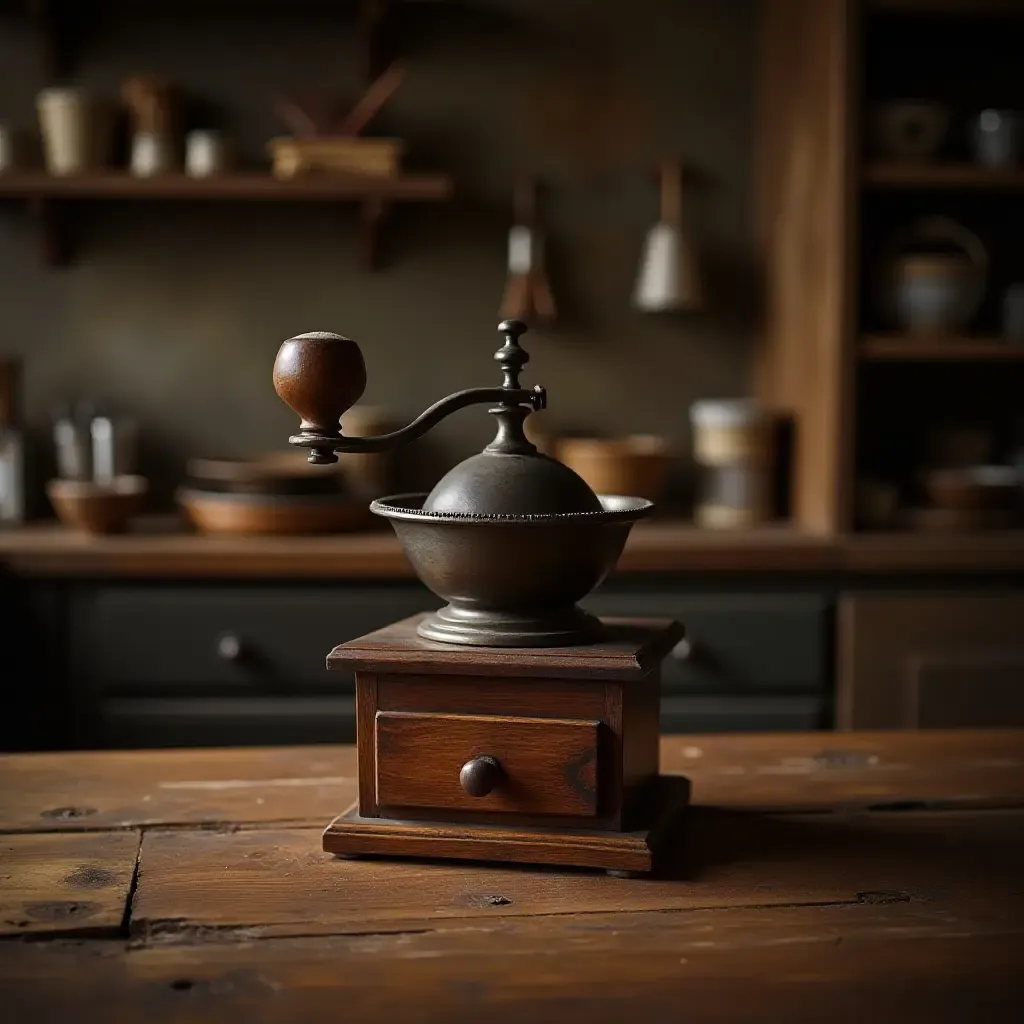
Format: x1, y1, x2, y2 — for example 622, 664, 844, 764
584, 590, 831, 732
838, 592, 1024, 729
70, 583, 437, 748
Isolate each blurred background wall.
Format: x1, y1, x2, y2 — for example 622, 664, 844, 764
0, 0, 756, 502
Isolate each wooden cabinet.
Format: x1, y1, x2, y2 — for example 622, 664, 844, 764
70, 584, 438, 692
838, 592, 1024, 729
53, 582, 834, 745
585, 590, 832, 732
68, 583, 438, 748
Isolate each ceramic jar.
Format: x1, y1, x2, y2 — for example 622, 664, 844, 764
689, 400, 770, 529
971, 109, 1021, 168
887, 218, 987, 335
185, 130, 230, 177
37, 88, 109, 175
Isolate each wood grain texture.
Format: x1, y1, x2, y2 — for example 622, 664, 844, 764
355, 673, 378, 817
4, 732, 1024, 834
2, 907, 1023, 1024
4, 733, 1024, 1020
376, 673, 607, 719
838, 593, 1024, 729
0, 831, 139, 938
620, 669, 661, 827
374, 712, 601, 818
0, 745, 358, 833
132, 808, 1024, 939
755, 0, 857, 534
329, 615, 685, 679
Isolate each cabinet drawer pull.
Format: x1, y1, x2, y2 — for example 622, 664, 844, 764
459, 755, 502, 797
217, 633, 245, 663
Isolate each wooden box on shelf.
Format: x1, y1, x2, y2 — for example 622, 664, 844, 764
267, 137, 403, 180
321, 614, 691, 876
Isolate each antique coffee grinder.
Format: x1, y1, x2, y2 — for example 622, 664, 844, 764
273, 319, 690, 875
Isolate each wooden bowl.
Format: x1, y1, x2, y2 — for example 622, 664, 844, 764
187, 452, 347, 496
178, 488, 372, 535
556, 435, 676, 503
47, 476, 148, 534
924, 466, 1019, 511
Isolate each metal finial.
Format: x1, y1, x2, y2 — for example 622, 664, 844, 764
495, 319, 529, 391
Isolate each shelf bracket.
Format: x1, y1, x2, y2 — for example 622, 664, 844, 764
28, 197, 72, 268
360, 197, 390, 271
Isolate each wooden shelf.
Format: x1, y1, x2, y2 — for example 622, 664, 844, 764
0, 172, 452, 268
865, 163, 1024, 189
861, 336, 1024, 361
0, 172, 452, 201
3, 517, 1024, 578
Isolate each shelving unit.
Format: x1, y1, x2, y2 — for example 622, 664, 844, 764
0, 0, 453, 268
0, 172, 454, 268
757, 0, 1024, 536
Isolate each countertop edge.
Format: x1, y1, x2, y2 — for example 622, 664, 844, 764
2, 521, 1024, 578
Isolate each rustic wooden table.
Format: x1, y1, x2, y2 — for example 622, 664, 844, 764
2, 731, 1023, 1022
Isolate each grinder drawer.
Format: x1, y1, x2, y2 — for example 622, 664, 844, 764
375, 711, 600, 818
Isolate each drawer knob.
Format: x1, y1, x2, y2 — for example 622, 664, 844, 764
217, 633, 245, 663
459, 755, 502, 797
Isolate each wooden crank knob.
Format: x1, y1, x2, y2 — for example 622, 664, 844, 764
273, 331, 367, 435
459, 755, 502, 798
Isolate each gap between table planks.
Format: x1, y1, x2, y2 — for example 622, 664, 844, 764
2, 731, 1024, 834
0, 831, 140, 938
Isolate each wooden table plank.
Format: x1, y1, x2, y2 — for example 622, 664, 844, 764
2, 903, 1022, 1023
129, 810, 1024, 940
0, 831, 140, 938
4, 732, 1024, 834
661, 729, 1024, 811
0, 746, 358, 833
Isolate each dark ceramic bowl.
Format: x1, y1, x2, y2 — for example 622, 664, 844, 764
370, 493, 652, 647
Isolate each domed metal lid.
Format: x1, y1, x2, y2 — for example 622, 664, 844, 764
423, 452, 602, 517
418, 322, 602, 518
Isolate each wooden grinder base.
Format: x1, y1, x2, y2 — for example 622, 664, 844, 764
322, 615, 690, 876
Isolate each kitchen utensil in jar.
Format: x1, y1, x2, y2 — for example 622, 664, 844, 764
499, 175, 556, 326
